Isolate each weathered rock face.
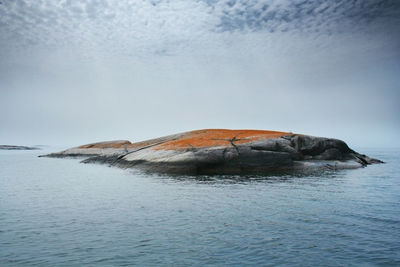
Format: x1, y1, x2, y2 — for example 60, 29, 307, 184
42, 129, 383, 174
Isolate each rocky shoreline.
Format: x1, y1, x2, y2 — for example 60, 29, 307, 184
41, 129, 383, 175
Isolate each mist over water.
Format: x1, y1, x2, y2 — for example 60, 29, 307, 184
1, 148, 399, 266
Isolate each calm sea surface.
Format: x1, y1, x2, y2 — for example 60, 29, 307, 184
0, 148, 399, 266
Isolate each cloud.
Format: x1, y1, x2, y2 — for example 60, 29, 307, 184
212, 0, 400, 34
0, 0, 399, 59
0, 0, 217, 59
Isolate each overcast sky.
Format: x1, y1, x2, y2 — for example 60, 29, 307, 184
0, 0, 399, 148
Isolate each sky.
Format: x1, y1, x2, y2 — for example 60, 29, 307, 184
0, 0, 399, 148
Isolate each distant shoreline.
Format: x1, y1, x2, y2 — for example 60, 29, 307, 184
0, 145, 40, 150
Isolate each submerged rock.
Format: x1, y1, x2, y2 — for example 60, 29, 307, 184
41, 129, 383, 174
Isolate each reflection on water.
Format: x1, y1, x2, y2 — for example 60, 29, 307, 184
154, 169, 343, 184
0, 148, 399, 266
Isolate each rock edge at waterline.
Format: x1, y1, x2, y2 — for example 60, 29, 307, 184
41, 129, 383, 174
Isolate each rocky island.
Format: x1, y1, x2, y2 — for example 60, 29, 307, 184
42, 129, 382, 174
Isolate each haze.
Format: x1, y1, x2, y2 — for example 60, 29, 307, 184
1, 0, 399, 148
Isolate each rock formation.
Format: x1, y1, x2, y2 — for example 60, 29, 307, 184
42, 129, 382, 174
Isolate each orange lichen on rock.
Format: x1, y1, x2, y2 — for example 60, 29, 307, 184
77, 129, 293, 151
154, 129, 292, 150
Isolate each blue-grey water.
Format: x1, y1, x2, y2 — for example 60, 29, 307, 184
1, 148, 399, 266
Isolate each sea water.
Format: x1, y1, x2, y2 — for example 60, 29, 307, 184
0, 148, 399, 266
